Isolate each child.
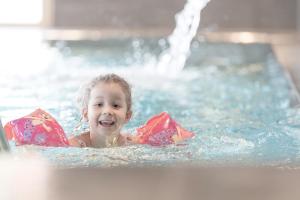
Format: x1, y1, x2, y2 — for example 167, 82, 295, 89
68, 73, 134, 148
4, 73, 193, 148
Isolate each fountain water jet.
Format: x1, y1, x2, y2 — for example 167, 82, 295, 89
157, 0, 211, 76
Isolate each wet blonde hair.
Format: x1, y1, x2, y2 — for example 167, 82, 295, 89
77, 73, 132, 117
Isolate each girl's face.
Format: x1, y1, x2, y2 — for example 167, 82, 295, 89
84, 82, 131, 137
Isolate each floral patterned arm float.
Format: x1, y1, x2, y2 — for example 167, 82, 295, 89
135, 112, 194, 146
4, 108, 69, 147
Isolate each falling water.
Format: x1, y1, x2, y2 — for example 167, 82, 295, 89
157, 0, 210, 75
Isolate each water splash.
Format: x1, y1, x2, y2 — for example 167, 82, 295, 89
157, 0, 210, 76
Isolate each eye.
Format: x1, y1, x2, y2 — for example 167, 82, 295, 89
97, 103, 103, 107
113, 104, 121, 109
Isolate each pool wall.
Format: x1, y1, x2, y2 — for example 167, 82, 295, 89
42, 0, 300, 93
45, 0, 299, 31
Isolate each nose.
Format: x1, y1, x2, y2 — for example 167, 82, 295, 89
102, 105, 113, 115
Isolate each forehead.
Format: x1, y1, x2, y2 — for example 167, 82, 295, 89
90, 82, 126, 98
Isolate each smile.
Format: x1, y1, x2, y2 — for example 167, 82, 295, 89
99, 120, 115, 127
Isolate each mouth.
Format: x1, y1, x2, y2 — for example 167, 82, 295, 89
98, 120, 115, 127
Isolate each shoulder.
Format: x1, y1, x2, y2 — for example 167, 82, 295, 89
122, 134, 139, 145
68, 132, 91, 147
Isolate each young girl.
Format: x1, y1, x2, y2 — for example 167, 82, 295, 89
68, 73, 134, 148
4, 74, 194, 148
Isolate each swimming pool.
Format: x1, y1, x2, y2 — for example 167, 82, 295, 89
1, 33, 300, 167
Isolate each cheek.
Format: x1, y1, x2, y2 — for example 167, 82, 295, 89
117, 111, 128, 120
87, 108, 98, 120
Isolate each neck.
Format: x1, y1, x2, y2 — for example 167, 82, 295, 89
90, 132, 122, 148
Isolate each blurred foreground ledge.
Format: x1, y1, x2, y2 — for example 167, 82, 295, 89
1, 154, 300, 200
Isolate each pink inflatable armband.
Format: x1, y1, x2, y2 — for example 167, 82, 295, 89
136, 112, 194, 146
4, 108, 69, 147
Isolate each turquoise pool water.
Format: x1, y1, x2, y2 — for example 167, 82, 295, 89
1, 38, 300, 167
